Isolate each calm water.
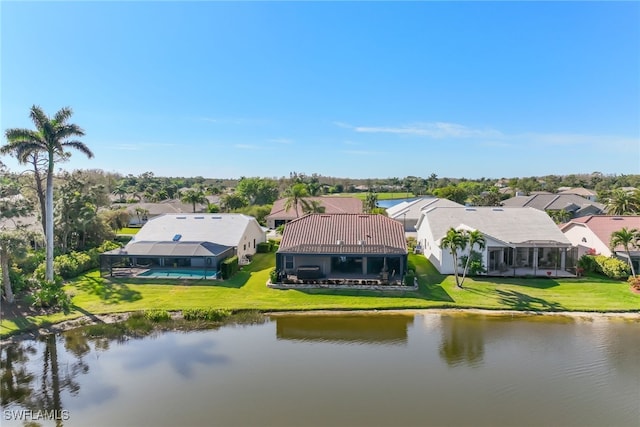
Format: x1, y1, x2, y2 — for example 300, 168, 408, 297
2, 313, 639, 427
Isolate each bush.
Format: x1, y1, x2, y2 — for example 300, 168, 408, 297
459, 251, 486, 276
257, 242, 272, 253
628, 276, 640, 292
593, 255, 630, 280
404, 272, 416, 286
144, 310, 171, 322
183, 308, 232, 322
406, 237, 417, 252
28, 280, 71, 313
269, 268, 279, 283
578, 255, 598, 273
220, 256, 239, 279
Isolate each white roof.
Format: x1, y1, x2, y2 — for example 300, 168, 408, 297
387, 197, 463, 220
418, 207, 571, 246
128, 213, 263, 248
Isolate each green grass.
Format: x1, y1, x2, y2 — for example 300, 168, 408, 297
117, 227, 141, 235
335, 192, 415, 201
2, 253, 638, 338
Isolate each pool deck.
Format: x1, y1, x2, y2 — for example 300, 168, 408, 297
109, 267, 218, 280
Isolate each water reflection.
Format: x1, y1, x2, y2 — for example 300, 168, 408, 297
275, 313, 414, 345
439, 314, 486, 367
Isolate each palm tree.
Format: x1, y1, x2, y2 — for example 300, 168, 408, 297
2, 106, 93, 282
283, 183, 309, 218
301, 199, 325, 214
605, 189, 640, 215
439, 228, 469, 288
610, 227, 639, 277
180, 189, 207, 213
460, 230, 486, 287
364, 191, 378, 213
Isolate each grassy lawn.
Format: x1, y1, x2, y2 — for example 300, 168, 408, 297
2, 253, 638, 337
116, 227, 141, 235
335, 192, 414, 201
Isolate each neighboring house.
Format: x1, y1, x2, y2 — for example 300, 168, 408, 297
265, 197, 363, 229
386, 197, 463, 232
100, 213, 266, 276
560, 215, 640, 272
275, 214, 407, 285
122, 199, 215, 226
501, 194, 605, 218
558, 187, 598, 202
415, 207, 574, 277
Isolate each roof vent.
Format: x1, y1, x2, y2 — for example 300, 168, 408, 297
612, 217, 624, 220
357, 239, 365, 245
172, 234, 182, 241
336, 240, 344, 245
492, 208, 503, 211
465, 208, 476, 211
194, 216, 204, 219
176, 216, 186, 219
211, 216, 222, 219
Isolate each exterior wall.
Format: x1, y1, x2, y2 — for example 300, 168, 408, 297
562, 226, 611, 257
237, 221, 267, 260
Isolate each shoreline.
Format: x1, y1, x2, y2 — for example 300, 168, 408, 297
3, 307, 639, 343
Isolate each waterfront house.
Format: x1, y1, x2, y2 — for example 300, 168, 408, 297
415, 207, 575, 277
275, 214, 407, 285
386, 197, 463, 232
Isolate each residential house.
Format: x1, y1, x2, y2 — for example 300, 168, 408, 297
558, 187, 598, 202
386, 197, 463, 232
100, 213, 266, 276
265, 197, 363, 229
500, 194, 605, 218
560, 215, 640, 272
275, 214, 407, 285
415, 207, 575, 277
122, 197, 219, 226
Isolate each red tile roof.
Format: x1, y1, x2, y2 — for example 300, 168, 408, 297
561, 215, 640, 251
266, 197, 363, 220
278, 214, 407, 254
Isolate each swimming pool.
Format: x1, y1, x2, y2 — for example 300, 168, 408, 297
137, 269, 218, 279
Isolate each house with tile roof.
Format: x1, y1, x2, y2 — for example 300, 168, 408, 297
386, 197, 463, 232
416, 207, 575, 277
265, 196, 363, 229
100, 213, 266, 277
275, 214, 407, 285
560, 215, 640, 272
500, 194, 605, 218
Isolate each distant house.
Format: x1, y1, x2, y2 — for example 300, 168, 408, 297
275, 214, 407, 285
386, 197, 463, 232
558, 187, 598, 202
100, 213, 266, 276
415, 207, 575, 277
123, 198, 219, 226
265, 197, 363, 229
560, 215, 640, 272
500, 194, 605, 218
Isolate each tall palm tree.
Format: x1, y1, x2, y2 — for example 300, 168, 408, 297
610, 227, 639, 277
180, 189, 207, 213
460, 230, 486, 287
301, 199, 325, 214
364, 191, 378, 213
439, 228, 469, 288
2, 106, 93, 282
283, 183, 309, 218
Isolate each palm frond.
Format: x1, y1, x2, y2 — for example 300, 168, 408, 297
60, 140, 94, 158
53, 107, 73, 125
29, 105, 49, 131
55, 123, 86, 140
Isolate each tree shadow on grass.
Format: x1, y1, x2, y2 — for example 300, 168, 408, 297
494, 289, 565, 311
215, 271, 251, 289
76, 276, 142, 304
472, 276, 560, 289
291, 280, 454, 303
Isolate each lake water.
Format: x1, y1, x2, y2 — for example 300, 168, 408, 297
376, 198, 418, 209
2, 312, 639, 427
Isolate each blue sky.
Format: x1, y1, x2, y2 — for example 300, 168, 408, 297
2, 1, 639, 180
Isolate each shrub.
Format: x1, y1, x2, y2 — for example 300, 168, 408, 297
404, 272, 415, 286
220, 256, 239, 279
183, 308, 232, 322
459, 251, 486, 276
28, 280, 71, 313
144, 310, 171, 322
406, 237, 417, 252
257, 242, 272, 253
628, 276, 640, 292
269, 268, 279, 283
593, 255, 630, 280
578, 255, 598, 273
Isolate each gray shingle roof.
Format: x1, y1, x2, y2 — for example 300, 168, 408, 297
418, 207, 571, 246
501, 194, 604, 212
108, 241, 231, 257
278, 214, 407, 254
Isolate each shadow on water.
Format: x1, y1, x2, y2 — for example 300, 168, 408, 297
77, 276, 142, 304
439, 315, 486, 367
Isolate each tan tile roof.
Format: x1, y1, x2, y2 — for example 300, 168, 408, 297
278, 214, 407, 254
266, 197, 363, 220
561, 215, 640, 251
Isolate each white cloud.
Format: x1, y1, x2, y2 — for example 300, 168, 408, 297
352, 122, 503, 139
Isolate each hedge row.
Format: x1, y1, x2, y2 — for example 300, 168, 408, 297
35, 241, 121, 280
578, 254, 631, 280
220, 255, 239, 279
